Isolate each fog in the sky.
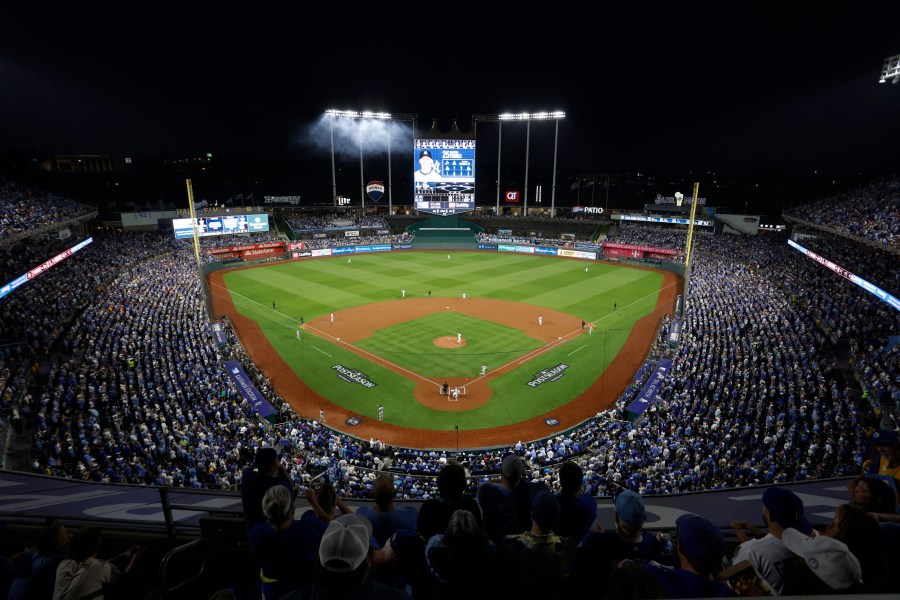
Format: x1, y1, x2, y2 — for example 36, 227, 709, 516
296, 115, 415, 160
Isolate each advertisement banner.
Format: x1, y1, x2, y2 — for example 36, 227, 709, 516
534, 247, 558, 255
557, 249, 597, 260
625, 359, 672, 419
375, 229, 390, 236
241, 247, 284, 260
292, 250, 313, 258
498, 244, 517, 252
477, 243, 498, 250
392, 243, 414, 250
310, 248, 333, 257
344, 230, 360, 238
354, 244, 391, 253
514, 246, 536, 254
224, 360, 277, 424
206, 242, 286, 255
210, 322, 228, 348
331, 247, 355, 255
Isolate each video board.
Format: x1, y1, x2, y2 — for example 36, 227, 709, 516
172, 214, 270, 239
413, 138, 475, 216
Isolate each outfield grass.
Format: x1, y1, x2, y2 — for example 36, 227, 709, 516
221, 251, 665, 430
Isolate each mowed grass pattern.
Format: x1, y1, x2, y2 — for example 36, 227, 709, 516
355, 313, 544, 377
219, 251, 665, 431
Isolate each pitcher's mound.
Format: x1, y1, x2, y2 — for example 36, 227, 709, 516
434, 336, 465, 348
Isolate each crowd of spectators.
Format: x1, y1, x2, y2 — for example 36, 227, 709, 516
0, 178, 94, 242
783, 176, 900, 250
0, 181, 893, 525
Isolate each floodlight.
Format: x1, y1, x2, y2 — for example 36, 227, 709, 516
879, 54, 900, 84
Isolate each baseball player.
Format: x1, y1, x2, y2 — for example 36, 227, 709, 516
538, 315, 543, 326
589, 324, 594, 335
447, 254, 451, 261
296, 329, 301, 340
319, 408, 325, 423
581, 320, 585, 330
481, 364, 487, 375
452, 387, 459, 401
330, 312, 334, 323
457, 332, 462, 344
462, 292, 466, 299
402, 289, 406, 298
378, 405, 384, 421
585, 267, 588, 273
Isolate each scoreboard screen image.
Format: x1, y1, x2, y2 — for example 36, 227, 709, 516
172, 213, 270, 239
413, 138, 475, 216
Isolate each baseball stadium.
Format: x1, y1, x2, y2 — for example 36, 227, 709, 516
0, 112, 898, 599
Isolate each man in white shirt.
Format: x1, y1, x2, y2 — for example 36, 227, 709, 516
729, 486, 813, 594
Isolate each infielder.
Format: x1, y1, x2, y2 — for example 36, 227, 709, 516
378, 405, 384, 421
401, 289, 406, 298
330, 312, 334, 323
538, 315, 543, 326
589, 324, 593, 335
462, 292, 466, 299
457, 332, 462, 344
481, 364, 487, 375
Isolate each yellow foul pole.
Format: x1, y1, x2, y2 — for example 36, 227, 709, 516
186, 179, 201, 268
683, 182, 700, 269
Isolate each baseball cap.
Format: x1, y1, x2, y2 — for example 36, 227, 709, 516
500, 453, 525, 480
318, 514, 373, 573
419, 149, 432, 159
782, 528, 862, 591
614, 490, 646, 527
531, 490, 561, 532
762, 487, 812, 534
676, 513, 725, 566
872, 428, 899, 446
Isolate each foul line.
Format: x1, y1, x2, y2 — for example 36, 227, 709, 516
568, 345, 588, 356
310, 346, 331, 357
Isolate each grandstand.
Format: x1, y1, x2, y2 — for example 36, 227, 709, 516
0, 174, 898, 598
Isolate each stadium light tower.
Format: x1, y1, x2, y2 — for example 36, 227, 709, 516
325, 109, 417, 213
879, 54, 900, 84
473, 111, 565, 217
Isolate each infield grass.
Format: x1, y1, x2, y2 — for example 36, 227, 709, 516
218, 251, 666, 431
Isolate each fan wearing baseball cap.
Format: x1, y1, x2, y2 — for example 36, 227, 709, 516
415, 149, 441, 183
569, 489, 668, 592
780, 527, 863, 594
864, 428, 900, 488
279, 513, 410, 600
639, 513, 735, 598
729, 486, 812, 594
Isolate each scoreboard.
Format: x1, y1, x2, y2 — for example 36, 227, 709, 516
413, 139, 475, 216
172, 213, 270, 239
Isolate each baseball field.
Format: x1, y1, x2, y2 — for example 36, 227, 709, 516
207, 251, 680, 449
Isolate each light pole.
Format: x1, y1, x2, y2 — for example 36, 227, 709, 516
324, 109, 417, 213
473, 111, 566, 217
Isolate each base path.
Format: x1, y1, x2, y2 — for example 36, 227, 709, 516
208, 265, 680, 449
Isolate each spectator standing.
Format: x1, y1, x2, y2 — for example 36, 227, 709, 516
476, 454, 534, 544
240, 445, 293, 531
356, 474, 419, 548
729, 486, 813, 594
554, 460, 597, 541
417, 462, 483, 542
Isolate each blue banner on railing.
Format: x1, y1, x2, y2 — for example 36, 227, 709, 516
477, 243, 498, 250
534, 247, 557, 255
224, 360, 277, 424
331, 246, 355, 255
625, 359, 672, 419
392, 243, 413, 250
210, 322, 228, 348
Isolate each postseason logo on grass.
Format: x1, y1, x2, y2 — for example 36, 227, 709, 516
527, 364, 569, 388
332, 365, 377, 388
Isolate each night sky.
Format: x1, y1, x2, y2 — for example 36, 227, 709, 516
2, 3, 899, 211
